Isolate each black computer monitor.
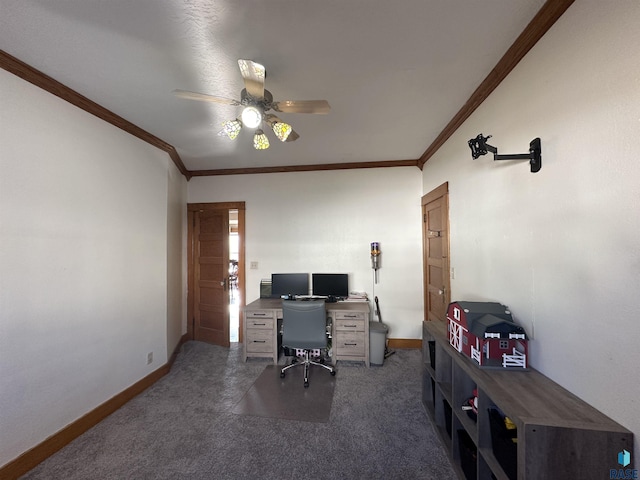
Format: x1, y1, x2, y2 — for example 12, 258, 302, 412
312, 273, 349, 298
271, 273, 309, 298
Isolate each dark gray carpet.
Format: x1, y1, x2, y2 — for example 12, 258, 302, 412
232, 364, 335, 422
19, 342, 456, 480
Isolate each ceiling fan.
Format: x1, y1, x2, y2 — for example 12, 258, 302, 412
173, 59, 330, 150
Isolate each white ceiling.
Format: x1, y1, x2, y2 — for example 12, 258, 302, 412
1, 0, 547, 173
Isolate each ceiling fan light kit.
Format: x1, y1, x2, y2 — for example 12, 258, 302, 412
271, 122, 291, 142
265, 114, 292, 142
253, 130, 270, 150
218, 119, 242, 140
175, 59, 330, 151
241, 106, 262, 129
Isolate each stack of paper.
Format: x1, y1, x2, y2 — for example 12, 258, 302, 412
344, 291, 368, 302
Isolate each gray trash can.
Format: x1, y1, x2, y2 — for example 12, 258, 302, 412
369, 321, 389, 366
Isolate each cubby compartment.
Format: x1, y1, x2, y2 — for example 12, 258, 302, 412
428, 340, 436, 370
443, 399, 453, 438
422, 333, 436, 372
422, 320, 633, 479
456, 429, 477, 480
421, 369, 436, 413
435, 341, 452, 398
453, 363, 478, 437
477, 389, 513, 480
434, 388, 453, 444
487, 406, 517, 480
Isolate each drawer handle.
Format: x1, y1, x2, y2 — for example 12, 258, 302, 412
253, 313, 267, 316
345, 342, 358, 346
253, 340, 266, 343
344, 324, 357, 328
344, 314, 358, 318
253, 323, 266, 326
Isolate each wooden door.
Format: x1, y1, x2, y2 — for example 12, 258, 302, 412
422, 182, 450, 323
193, 208, 229, 346
188, 202, 246, 346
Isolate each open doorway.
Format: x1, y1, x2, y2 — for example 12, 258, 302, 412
229, 209, 239, 342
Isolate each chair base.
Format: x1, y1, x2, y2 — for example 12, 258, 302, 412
280, 350, 335, 388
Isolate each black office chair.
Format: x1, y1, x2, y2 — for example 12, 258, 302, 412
280, 300, 335, 388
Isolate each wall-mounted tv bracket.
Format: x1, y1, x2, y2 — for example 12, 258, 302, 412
468, 134, 542, 173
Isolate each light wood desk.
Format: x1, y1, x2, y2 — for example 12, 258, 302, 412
244, 298, 371, 366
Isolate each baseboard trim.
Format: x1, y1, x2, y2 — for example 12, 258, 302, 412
0, 334, 189, 480
388, 338, 422, 349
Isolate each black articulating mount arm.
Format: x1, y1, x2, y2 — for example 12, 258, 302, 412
468, 134, 542, 173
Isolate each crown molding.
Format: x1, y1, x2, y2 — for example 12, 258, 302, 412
189, 159, 419, 177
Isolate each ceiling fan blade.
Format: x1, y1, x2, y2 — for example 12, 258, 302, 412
285, 129, 300, 142
238, 59, 265, 100
173, 89, 240, 105
272, 100, 330, 114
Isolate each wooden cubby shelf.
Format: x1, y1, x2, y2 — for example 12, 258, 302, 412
422, 320, 633, 480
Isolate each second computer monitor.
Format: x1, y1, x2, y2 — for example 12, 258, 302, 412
312, 273, 349, 298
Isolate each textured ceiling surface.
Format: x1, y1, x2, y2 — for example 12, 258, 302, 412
1, 0, 546, 172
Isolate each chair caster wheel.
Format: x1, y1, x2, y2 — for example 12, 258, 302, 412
304, 381, 309, 388
331, 370, 336, 376
280, 372, 285, 378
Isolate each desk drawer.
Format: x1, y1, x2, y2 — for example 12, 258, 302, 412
246, 329, 273, 353
245, 310, 275, 319
335, 332, 365, 356
246, 317, 275, 329
335, 318, 365, 332
334, 311, 366, 321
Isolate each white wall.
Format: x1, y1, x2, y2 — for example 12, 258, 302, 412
188, 167, 424, 338
422, 2, 640, 461
0, 69, 187, 467
166, 165, 188, 358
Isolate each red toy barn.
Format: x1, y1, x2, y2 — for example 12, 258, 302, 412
447, 301, 528, 369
